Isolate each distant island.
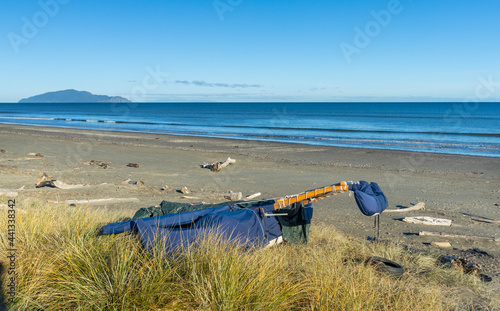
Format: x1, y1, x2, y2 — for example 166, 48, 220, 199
19, 89, 131, 103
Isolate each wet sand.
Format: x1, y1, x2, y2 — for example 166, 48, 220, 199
1, 123, 499, 292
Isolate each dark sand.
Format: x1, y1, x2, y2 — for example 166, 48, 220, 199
1, 123, 499, 292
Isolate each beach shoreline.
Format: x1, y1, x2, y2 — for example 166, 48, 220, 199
1, 123, 499, 176
1, 123, 499, 292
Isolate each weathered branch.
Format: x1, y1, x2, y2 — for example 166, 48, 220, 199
52, 180, 85, 189
403, 216, 452, 226
36, 173, 85, 189
419, 231, 499, 242
384, 202, 425, 213
246, 192, 262, 200
469, 216, 500, 224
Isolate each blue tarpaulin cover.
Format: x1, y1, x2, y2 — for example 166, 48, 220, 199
349, 181, 388, 216
102, 202, 284, 254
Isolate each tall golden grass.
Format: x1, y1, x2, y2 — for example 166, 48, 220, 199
0, 198, 493, 310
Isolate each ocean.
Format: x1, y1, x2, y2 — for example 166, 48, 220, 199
0, 102, 499, 158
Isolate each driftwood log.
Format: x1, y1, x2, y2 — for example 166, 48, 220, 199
403, 216, 452, 226
202, 157, 236, 172
36, 173, 85, 189
36, 173, 55, 188
469, 216, 500, 224
246, 192, 262, 200
419, 231, 499, 242
384, 202, 425, 213
52, 180, 85, 189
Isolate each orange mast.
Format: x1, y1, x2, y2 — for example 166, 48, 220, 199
273, 181, 353, 210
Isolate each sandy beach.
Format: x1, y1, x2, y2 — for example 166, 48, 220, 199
1, 123, 499, 292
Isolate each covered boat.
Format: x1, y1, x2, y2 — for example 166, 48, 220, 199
102, 181, 388, 254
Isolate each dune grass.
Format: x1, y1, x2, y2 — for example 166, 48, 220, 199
0, 198, 494, 310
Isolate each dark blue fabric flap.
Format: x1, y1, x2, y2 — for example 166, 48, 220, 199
349, 181, 388, 216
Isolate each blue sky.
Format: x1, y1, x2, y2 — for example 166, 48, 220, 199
1, 0, 499, 102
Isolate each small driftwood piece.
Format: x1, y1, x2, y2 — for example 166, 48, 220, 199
403, 216, 452, 226
28, 152, 45, 157
419, 231, 499, 242
384, 202, 425, 213
81, 160, 110, 168
202, 157, 236, 172
469, 216, 500, 224
89, 160, 109, 169
225, 191, 242, 201
48, 198, 139, 205
36, 173, 55, 188
117, 179, 144, 186
246, 192, 262, 200
127, 163, 139, 168
11, 157, 42, 161
181, 196, 200, 199
431, 241, 452, 248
